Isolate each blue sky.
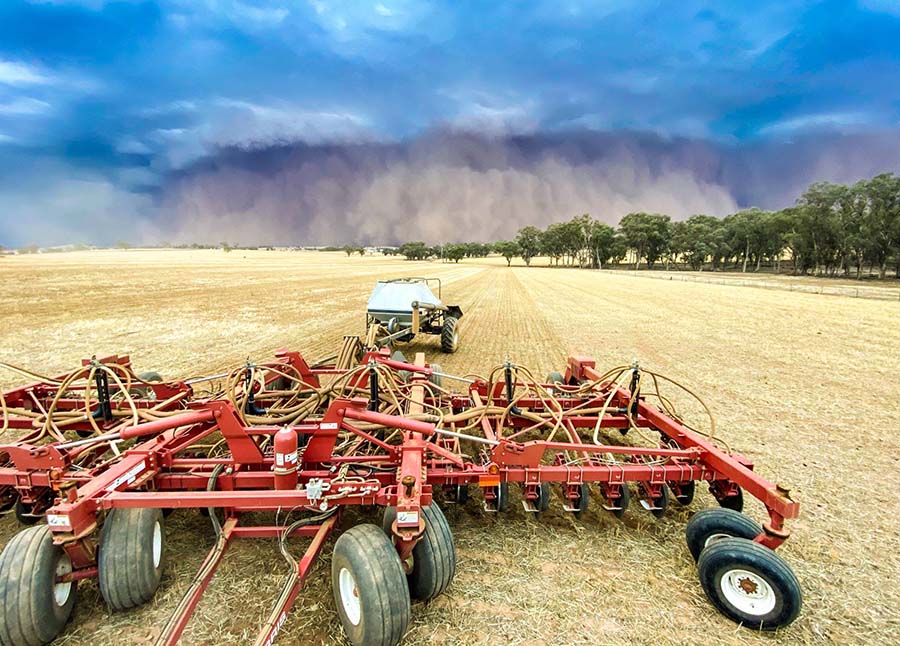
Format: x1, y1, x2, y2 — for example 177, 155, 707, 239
1, 1, 899, 246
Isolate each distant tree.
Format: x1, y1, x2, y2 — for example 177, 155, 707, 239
493, 240, 520, 266
221, 242, 233, 253
670, 215, 720, 271
398, 241, 430, 260
516, 226, 543, 266
344, 245, 355, 256
116, 241, 132, 249
861, 173, 900, 279
540, 223, 566, 265
586, 220, 616, 269
443, 243, 467, 263
618, 213, 671, 269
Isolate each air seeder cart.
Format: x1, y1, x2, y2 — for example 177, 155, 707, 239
0, 344, 802, 645
365, 278, 462, 353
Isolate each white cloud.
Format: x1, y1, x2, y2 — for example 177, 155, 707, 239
0, 167, 156, 246
759, 111, 872, 136
169, 1, 289, 29
860, 0, 900, 17
139, 100, 197, 117
26, 0, 140, 9
375, 3, 393, 17
0, 61, 52, 86
116, 137, 154, 155
0, 98, 52, 115
207, 98, 370, 145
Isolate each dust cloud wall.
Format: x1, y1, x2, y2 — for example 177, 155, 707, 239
153, 129, 900, 246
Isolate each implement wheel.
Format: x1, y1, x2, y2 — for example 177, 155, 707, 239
98, 508, 165, 610
440, 316, 459, 353
698, 537, 802, 630
383, 504, 456, 600
0, 525, 76, 645
332, 524, 410, 646
685, 508, 764, 562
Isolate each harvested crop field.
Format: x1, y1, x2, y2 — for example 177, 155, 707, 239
1, 249, 898, 646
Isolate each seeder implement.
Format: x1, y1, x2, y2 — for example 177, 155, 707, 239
0, 346, 803, 645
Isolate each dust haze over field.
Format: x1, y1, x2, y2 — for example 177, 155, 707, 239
151, 129, 900, 247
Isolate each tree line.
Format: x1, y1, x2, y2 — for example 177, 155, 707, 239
395, 173, 900, 279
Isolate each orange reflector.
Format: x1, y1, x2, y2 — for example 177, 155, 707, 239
479, 474, 501, 488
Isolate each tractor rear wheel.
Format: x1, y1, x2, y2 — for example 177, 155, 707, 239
0, 524, 77, 646
440, 317, 459, 353
332, 524, 410, 646
697, 537, 801, 630
98, 508, 165, 610
685, 508, 763, 562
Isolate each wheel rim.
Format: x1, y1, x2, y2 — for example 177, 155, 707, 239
152, 520, 162, 569
338, 567, 361, 626
719, 568, 776, 616
54, 553, 73, 607
704, 532, 732, 549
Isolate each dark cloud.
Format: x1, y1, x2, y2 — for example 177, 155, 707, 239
149, 128, 900, 246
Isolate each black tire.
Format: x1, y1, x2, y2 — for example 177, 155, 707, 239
382, 505, 456, 600
332, 524, 410, 646
454, 484, 469, 504
669, 480, 696, 506
0, 525, 77, 646
685, 508, 764, 562
131, 371, 163, 399
98, 508, 165, 611
698, 537, 802, 630
390, 351, 410, 383
572, 483, 589, 519
428, 363, 444, 388
440, 317, 459, 353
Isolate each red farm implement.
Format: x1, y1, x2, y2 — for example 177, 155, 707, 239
0, 344, 802, 645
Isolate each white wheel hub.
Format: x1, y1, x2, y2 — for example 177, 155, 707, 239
719, 568, 776, 616
152, 520, 162, 569
704, 532, 732, 549
53, 554, 73, 607
339, 567, 361, 626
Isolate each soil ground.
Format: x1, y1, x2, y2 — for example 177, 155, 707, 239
1, 249, 898, 645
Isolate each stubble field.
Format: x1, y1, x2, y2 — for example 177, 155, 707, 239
1, 249, 898, 646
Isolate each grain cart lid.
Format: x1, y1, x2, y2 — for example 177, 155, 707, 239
367, 280, 442, 316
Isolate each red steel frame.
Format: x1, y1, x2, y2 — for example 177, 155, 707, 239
0, 348, 800, 643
